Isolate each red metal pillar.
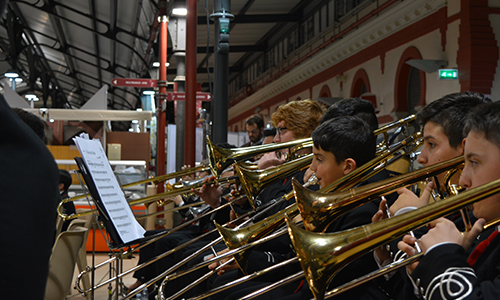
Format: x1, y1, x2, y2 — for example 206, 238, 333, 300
156, 0, 168, 227
185, 0, 197, 167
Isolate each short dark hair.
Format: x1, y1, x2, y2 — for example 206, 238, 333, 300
417, 91, 491, 148
321, 98, 378, 131
12, 108, 45, 140
59, 169, 72, 191
463, 102, 500, 150
245, 115, 264, 129
263, 127, 276, 137
312, 116, 376, 167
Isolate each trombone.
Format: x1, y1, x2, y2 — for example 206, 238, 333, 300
208, 114, 417, 176
163, 156, 463, 300
62, 164, 210, 203
321, 216, 500, 299
155, 132, 422, 299
60, 135, 318, 221
57, 174, 238, 221
286, 174, 500, 300
207, 136, 313, 176
75, 154, 313, 297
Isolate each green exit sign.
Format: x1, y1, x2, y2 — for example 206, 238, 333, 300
439, 69, 458, 80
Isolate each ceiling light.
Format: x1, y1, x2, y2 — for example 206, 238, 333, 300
4, 69, 19, 78
15, 78, 22, 82
172, 8, 187, 16
152, 62, 170, 68
143, 90, 155, 95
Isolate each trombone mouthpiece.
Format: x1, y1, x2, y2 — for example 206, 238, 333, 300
306, 173, 318, 187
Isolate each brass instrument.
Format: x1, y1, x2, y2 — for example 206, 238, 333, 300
319, 219, 500, 299
129, 174, 320, 300
75, 154, 313, 297
64, 164, 210, 203
57, 175, 237, 221
207, 136, 313, 176
155, 132, 421, 300
207, 134, 420, 274
375, 114, 417, 151
236, 154, 312, 206
294, 155, 463, 233
207, 114, 417, 176
59, 137, 316, 221
286, 175, 500, 300
167, 156, 462, 300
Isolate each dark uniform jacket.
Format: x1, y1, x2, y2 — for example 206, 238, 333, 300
0, 96, 60, 299
399, 226, 500, 300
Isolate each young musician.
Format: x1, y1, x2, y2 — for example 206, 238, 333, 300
371, 92, 491, 299
398, 101, 500, 300
381, 92, 490, 217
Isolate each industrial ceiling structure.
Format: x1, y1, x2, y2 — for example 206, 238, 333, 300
0, 0, 318, 115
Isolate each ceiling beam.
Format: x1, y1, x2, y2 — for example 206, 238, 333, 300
89, 0, 103, 89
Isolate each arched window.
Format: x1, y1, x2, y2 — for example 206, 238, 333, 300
394, 47, 426, 114
319, 84, 331, 98
351, 69, 376, 108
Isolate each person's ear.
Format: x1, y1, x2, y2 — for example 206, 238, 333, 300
343, 158, 357, 175
460, 138, 466, 154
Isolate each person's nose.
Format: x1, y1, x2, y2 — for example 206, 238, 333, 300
459, 165, 471, 189
273, 133, 280, 143
417, 147, 428, 165
310, 159, 318, 172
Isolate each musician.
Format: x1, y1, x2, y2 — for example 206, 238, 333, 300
382, 92, 490, 217
321, 97, 379, 131
262, 127, 276, 145
398, 101, 500, 300
257, 99, 325, 170
371, 91, 491, 298
0, 95, 60, 299
242, 114, 265, 147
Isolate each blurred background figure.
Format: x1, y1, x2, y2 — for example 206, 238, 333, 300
242, 114, 264, 147
59, 169, 76, 232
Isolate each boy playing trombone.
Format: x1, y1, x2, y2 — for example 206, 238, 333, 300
398, 101, 500, 300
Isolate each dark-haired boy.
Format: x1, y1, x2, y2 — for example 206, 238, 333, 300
398, 101, 500, 300
382, 91, 491, 217
321, 97, 379, 131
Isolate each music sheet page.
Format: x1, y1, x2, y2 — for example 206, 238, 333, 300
74, 134, 146, 244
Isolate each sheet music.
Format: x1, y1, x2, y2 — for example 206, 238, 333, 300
74, 134, 145, 244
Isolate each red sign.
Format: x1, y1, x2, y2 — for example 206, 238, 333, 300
166, 92, 211, 101
111, 78, 157, 88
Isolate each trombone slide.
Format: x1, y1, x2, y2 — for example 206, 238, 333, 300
287, 175, 500, 300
